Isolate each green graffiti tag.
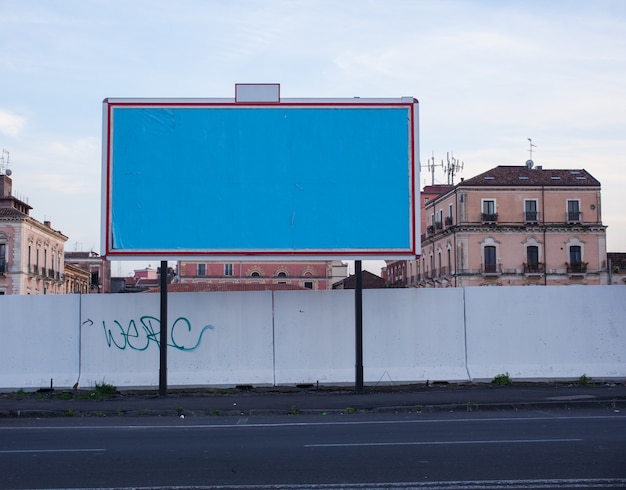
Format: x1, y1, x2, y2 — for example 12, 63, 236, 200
82, 316, 214, 352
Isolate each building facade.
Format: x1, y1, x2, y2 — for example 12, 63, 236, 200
0, 173, 68, 294
418, 164, 607, 287
176, 260, 348, 290
64, 251, 111, 293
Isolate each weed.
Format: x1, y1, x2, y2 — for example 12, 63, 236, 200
579, 374, 593, 386
288, 404, 300, 415
345, 407, 357, 414
95, 411, 106, 417
93, 382, 117, 399
175, 407, 184, 415
492, 373, 512, 386
65, 409, 75, 417
207, 409, 222, 416
59, 392, 73, 400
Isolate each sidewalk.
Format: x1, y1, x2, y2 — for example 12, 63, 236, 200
1, 382, 625, 418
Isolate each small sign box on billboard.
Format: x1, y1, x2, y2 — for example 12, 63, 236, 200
101, 87, 419, 260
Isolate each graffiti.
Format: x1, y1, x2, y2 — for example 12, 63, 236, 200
82, 316, 214, 352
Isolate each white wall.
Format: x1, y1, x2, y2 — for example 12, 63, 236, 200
0, 286, 624, 389
465, 286, 626, 381
0, 295, 80, 388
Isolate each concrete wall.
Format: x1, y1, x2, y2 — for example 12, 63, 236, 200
0, 286, 624, 389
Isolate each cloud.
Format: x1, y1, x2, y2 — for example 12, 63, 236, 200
0, 109, 26, 137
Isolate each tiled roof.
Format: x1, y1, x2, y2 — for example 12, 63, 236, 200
0, 206, 27, 219
144, 282, 311, 293
460, 166, 600, 187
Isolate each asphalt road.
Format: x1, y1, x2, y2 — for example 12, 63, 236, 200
1, 408, 625, 490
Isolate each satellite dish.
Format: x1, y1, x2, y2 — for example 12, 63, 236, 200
4, 169, 11, 176
525, 159, 534, 169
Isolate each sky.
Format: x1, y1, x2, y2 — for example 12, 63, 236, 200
1, 0, 626, 277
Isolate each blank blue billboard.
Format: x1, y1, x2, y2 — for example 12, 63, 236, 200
102, 98, 418, 259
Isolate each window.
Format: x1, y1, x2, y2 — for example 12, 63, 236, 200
569, 245, 582, 264
0, 243, 5, 273
525, 200, 538, 222
445, 203, 453, 225
224, 263, 233, 276
251, 271, 260, 277
304, 281, 313, 289
197, 263, 206, 276
481, 200, 497, 222
484, 245, 497, 273
567, 200, 581, 222
568, 245, 585, 273
526, 246, 540, 273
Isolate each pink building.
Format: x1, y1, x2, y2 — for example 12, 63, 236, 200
176, 260, 347, 291
0, 173, 68, 295
419, 164, 607, 286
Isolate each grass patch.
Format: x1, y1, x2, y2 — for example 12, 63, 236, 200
93, 382, 117, 399
288, 404, 300, 415
492, 373, 512, 386
579, 374, 593, 386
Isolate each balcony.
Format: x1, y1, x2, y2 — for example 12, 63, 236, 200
567, 262, 588, 275
435, 221, 443, 230
481, 212, 498, 224
523, 262, 544, 276
567, 211, 581, 223
445, 216, 453, 226
427, 225, 435, 236
524, 211, 539, 223
482, 263, 501, 276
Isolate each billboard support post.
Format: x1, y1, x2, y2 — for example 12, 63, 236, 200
355, 260, 364, 394
159, 260, 168, 397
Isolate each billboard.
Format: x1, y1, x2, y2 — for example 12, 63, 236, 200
102, 92, 419, 260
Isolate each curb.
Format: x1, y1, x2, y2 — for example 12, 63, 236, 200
2, 397, 624, 419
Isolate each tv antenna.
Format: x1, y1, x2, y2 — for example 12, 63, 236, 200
0, 149, 12, 176
527, 138, 537, 161
444, 151, 464, 185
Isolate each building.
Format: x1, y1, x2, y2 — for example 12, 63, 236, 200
0, 172, 68, 295
417, 164, 607, 287
607, 252, 626, 285
64, 251, 111, 293
176, 260, 348, 291
332, 270, 386, 289
64, 262, 91, 294
384, 184, 454, 287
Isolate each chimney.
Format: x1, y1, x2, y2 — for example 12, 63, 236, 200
0, 174, 12, 198
44, 220, 51, 228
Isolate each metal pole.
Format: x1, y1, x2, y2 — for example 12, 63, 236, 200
159, 260, 168, 397
355, 260, 364, 394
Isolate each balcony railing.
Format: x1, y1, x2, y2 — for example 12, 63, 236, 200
482, 263, 500, 274
567, 262, 588, 274
445, 216, 453, 226
567, 211, 581, 223
524, 211, 539, 223
435, 221, 443, 230
427, 225, 435, 236
523, 262, 544, 274
481, 212, 498, 223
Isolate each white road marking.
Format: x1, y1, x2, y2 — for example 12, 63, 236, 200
0, 448, 105, 454
0, 413, 623, 431
305, 437, 583, 448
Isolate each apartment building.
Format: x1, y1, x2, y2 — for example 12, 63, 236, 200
0, 173, 68, 294
418, 164, 607, 286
